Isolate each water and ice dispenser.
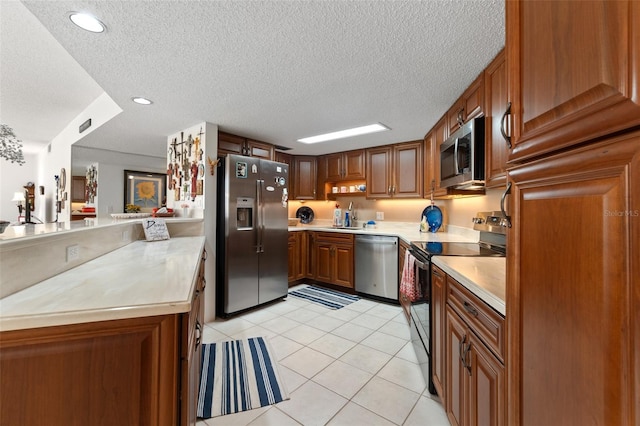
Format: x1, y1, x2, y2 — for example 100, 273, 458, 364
236, 197, 254, 230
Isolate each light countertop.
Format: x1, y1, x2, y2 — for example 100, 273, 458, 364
0, 236, 205, 332
431, 256, 506, 316
288, 221, 478, 245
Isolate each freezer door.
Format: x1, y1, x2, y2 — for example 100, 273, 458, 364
223, 155, 261, 314
258, 159, 289, 304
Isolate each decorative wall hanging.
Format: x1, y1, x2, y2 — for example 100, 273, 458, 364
86, 164, 98, 203
167, 126, 207, 201
0, 124, 25, 165
124, 170, 167, 213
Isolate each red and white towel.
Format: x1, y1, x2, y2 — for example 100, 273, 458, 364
400, 250, 419, 301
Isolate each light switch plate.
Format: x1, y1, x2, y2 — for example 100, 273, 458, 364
66, 244, 80, 262
376, 212, 384, 220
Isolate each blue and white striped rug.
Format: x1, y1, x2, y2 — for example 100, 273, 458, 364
288, 285, 360, 309
197, 337, 289, 419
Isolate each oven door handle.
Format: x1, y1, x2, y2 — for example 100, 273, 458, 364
409, 249, 429, 270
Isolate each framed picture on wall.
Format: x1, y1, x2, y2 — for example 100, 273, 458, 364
123, 170, 166, 213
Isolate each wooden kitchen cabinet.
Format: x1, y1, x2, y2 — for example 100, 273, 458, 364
325, 149, 366, 182
180, 249, 206, 425
431, 265, 446, 399
292, 156, 317, 200
275, 151, 292, 167
311, 232, 354, 289
366, 141, 422, 199
288, 231, 306, 284
483, 48, 509, 188
447, 73, 484, 135
71, 176, 86, 202
445, 276, 505, 426
430, 117, 448, 197
506, 132, 640, 425
218, 131, 274, 160
0, 249, 207, 426
506, 0, 640, 163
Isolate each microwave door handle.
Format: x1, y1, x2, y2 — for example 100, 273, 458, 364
454, 137, 459, 174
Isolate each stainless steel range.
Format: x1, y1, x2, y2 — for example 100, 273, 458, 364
403, 211, 507, 395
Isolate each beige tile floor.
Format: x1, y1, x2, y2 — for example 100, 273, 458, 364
197, 284, 450, 426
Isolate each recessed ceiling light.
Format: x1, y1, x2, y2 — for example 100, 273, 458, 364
132, 97, 153, 105
68, 12, 106, 33
298, 123, 390, 144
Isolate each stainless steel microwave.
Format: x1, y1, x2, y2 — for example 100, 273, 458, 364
440, 117, 485, 189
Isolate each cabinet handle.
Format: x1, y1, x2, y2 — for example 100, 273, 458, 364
432, 269, 443, 278
463, 301, 479, 317
463, 341, 472, 375
500, 182, 512, 228
459, 334, 466, 366
500, 101, 512, 149
201, 277, 206, 290
202, 249, 207, 261
457, 108, 465, 127
195, 321, 202, 348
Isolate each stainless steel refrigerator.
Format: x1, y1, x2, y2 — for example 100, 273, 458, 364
216, 154, 289, 316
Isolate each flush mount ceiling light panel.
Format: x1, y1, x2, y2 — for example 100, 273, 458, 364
68, 12, 106, 33
298, 123, 390, 144
132, 97, 153, 105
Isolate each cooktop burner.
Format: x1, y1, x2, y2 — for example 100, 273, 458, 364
410, 241, 505, 257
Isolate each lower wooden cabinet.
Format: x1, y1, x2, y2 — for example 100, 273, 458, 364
443, 273, 505, 426
431, 265, 446, 398
310, 232, 354, 289
0, 249, 207, 426
288, 231, 306, 284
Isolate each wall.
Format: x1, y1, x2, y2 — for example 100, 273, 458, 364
288, 187, 505, 229
0, 152, 40, 224
72, 146, 166, 217
166, 122, 218, 322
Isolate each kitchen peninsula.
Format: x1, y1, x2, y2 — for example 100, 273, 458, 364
0, 221, 207, 425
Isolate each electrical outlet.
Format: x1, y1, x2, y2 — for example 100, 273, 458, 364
66, 244, 80, 262
121, 230, 131, 242
376, 211, 384, 220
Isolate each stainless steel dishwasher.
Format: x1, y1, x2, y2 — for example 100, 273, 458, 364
355, 234, 399, 301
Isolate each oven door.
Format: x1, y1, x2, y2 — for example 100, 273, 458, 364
408, 247, 437, 394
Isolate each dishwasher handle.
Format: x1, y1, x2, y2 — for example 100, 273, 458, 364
356, 236, 397, 245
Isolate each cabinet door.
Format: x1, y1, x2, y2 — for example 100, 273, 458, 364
275, 152, 292, 167
325, 153, 343, 181
432, 116, 448, 196
344, 149, 366, 180
246, 139, 274, 160
507, 0, 640, 162
447, 97, 465, 135
288, 233, 297, 283
506, 132, 640, 425
218, 131, 245, 156
366, 146, 393, 199
314, 243, 333, 283
484, 49, 509, 188
333, 244, 354, 289
468, 332, 505, 426
393, 141, 423, 198
446, 306, 467, 426
447, 74, 484, 135
431, 265, 446, 398
293, 156, 317, 200
423, 132, 435, 199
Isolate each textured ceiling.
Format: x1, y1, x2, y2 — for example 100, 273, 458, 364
4, 0, 504, 158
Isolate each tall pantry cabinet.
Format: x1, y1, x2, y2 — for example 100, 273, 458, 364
505, 1, 640, 425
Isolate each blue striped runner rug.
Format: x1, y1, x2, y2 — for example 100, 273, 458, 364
197, 337, 289, 419
288, 285, 360, 309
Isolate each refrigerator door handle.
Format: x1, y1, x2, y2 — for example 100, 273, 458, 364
256, 179, 265, 253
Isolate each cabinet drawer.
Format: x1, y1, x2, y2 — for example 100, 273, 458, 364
314, 232, 354, 245
447, 276, 504, 362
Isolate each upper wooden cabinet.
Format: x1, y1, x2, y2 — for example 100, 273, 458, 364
275, 151, 292, 167
218, 131, 274, 160
429, 117, 449, 197
506, 0, 640, 162
447, 73, 484, 135
292, 156, 317, 200
366, 141, 423, 199
325, 149, 366, 182
484, 49, 509, 188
